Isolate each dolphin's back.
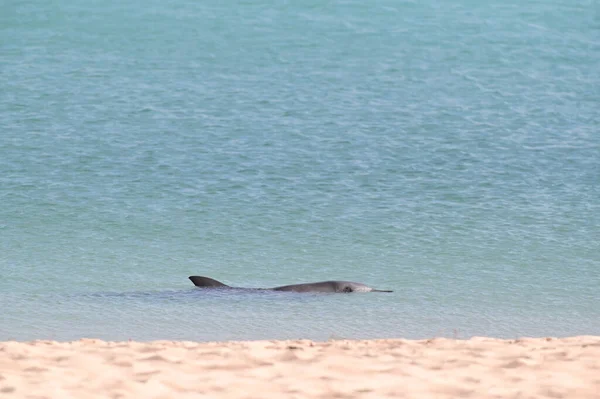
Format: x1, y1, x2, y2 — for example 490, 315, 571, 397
273, 281, 392, 293
189, 276, 230, 288
188, 276, 392, 293
272, 281, 341, 293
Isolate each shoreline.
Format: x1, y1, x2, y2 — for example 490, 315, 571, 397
2, 336, 599, 398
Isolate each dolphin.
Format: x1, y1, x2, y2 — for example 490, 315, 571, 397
188, 276, 393, 293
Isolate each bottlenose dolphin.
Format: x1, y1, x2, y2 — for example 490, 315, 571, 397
188, 276, 393, 293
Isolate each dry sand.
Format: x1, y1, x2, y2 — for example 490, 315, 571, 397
1, 336, 599, 398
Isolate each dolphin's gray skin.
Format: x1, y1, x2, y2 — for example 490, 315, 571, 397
188, 276, 229, 288
188, 276, 392, 293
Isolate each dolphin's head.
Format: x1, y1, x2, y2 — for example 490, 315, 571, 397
334, 282, 393, 293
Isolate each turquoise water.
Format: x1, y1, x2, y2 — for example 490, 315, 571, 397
1, 0, 599, 341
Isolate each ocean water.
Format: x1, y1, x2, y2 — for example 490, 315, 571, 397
1, 0, 599, 342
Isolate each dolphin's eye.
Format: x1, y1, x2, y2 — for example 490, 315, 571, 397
343, 286, 353, 293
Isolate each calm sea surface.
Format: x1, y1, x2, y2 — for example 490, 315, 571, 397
1, 0, 599, 341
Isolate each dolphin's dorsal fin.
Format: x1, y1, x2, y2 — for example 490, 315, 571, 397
189, 276, 230, 288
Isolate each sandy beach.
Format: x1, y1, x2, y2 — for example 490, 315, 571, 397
1, 336, 599, 398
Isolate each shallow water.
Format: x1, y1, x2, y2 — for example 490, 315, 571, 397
1, 0, 599, 341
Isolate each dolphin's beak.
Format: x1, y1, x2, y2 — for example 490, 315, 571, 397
372, 289, 393, 293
